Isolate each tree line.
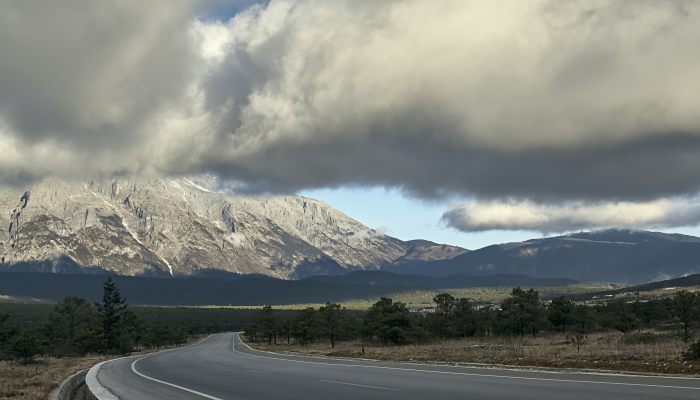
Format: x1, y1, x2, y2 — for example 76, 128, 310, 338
0, 278, 189, 363
247, 288, 700, 359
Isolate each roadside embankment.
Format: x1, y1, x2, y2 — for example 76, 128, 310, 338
50, 368, 97, 400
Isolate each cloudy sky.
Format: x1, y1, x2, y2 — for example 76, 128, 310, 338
2, 0, 700, 248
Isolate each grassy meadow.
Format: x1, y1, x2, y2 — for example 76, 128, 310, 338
249, 330, 700, 375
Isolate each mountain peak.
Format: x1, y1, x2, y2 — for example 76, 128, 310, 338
0, 177, 463, 279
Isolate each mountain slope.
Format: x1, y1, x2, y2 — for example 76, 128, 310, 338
392, 240, 467, 263
384, 230, 700, 284
0, 177, 462, 279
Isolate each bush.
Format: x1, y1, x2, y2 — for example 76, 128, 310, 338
683, 339, 700, 361
9, 332, 40, 364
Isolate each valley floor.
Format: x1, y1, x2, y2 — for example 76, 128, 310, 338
249, 331, 700, 376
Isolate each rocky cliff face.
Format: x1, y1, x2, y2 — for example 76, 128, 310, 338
0, 178, 459, 279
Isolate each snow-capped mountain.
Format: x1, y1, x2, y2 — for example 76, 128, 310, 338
0, 177, 463, 279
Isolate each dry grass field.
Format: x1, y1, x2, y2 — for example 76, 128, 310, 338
0, 355, 107, 399
250, 330, 700, 376
0, 338, 203, 399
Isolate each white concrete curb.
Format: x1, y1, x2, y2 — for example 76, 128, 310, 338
85, 359, 123, 400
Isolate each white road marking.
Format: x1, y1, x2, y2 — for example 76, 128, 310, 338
320, 379, 398, 391
131, 357, 224, 400
87, 334, 220, 400
231, 333, 700, 391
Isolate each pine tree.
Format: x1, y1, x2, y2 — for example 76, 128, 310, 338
548, 296, 574, 333
673, 291, 699, 343
319, 302, 344, 348
43, 296, 99, 355
256, 306, 279, 344
501, 287, 546, 337
98, 278, 133, 353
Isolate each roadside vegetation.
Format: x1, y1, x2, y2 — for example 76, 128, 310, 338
0, 278, 258, 400
188, 283, 611, 310
246, 288, 700, 375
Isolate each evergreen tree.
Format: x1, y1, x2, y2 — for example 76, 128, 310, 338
548, 296, 574, 333
570, 304, 594, 333
453, 298, 475, 337
319, 302, 344, 348
500, 287, 546, 337
9, 331, 39, 364
431, 293, 456, 339
98, 278, 135, 353
293, 307, 319, 345
673, 291, 699, 342
632, 298, 669, 328
364, 297, 411, 345
433, 293, 456, 315
606, 300, 639, 334
255, 306, 279, 344
0, 313, 17, 358
280, 320, 294, 344
43, 296, 99, 355
684, 338, 700, 361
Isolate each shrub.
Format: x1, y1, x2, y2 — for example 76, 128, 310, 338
683, 339, 700, 361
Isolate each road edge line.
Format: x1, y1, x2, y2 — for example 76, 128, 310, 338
86, 334, 216, 400
234, 332, 700, 380
232, 333, 700, 391
130, 356, 224, 400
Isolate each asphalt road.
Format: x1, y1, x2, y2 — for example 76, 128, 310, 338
90, 332, 700, 399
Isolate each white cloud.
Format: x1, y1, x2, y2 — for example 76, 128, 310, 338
442, 198, 700, 233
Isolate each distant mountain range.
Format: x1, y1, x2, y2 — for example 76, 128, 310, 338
2, 178, 700, 285
0, 177, 463, 279
386, 230, 700, 284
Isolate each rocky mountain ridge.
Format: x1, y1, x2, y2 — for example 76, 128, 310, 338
0, 177, 463, 279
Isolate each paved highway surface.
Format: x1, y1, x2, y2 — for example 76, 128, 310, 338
90, 332, 700, 399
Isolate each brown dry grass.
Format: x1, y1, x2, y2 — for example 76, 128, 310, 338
0, 355, 107, 399
0, 337, 204, 399
250, 331, 700, 376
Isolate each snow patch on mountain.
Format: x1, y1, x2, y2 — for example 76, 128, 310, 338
0, 177, 460, 279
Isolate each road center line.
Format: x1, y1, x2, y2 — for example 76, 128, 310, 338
320, 379, 398, 391
232, 333, 700, 391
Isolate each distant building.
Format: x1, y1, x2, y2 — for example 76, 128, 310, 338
409, 307, 436, 314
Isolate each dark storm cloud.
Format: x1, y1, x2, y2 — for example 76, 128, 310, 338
2, 0, 700, 233
0, 1, 200, 146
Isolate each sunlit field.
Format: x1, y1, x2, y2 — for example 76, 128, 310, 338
250, 330, 700, 375
198, 283, 613, 310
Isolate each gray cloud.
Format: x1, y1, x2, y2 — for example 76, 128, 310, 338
442, 197, 700, 234
0, 1, 199, 143
2, 0, 700, 210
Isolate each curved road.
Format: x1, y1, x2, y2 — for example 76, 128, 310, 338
91, 332, 700, 399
